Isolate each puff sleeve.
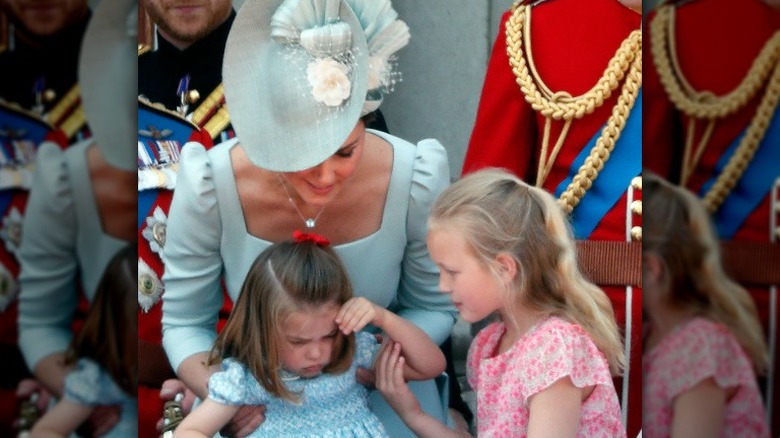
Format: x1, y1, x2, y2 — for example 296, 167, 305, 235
17, 142, 79, 370
208, 359, 268, 406
395, 139, 457, 345
161, 143, 225, 372
663, 320, 757, 399
64, 358, 126, 406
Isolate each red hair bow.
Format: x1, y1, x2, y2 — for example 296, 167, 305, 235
293, 230, 330, 246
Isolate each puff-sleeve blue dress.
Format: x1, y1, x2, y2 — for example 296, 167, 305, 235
162, 130, 457, 437
208, 332, 386, 437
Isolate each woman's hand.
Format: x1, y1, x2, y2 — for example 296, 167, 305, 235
336, 297, 386, 334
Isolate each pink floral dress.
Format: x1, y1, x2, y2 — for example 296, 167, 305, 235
467, 316, 625, 437
642, 317, 768, 438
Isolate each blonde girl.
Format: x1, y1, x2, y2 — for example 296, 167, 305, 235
174, 233, 445, 437
30, 244, 138, 438
642, 173, 769, 438
376, 168, 626, 437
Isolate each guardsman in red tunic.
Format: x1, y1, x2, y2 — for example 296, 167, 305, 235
644, 0, 780, 433
463, 0, 642, 436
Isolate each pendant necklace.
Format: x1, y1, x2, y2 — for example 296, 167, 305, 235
277, 175, 325, 229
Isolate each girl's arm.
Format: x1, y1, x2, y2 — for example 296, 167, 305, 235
173, 399, 240, 438
30, 399, 93, 438
337, 297, 446, 380
376, 341, 471, 437
526, 377, 585, 438
670, 378, 726, 438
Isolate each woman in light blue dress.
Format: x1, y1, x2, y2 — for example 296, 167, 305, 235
160, 0, 457, 436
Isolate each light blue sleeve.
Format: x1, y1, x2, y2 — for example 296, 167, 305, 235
17, 142, 79, 370
64, 358, 126, 406
161, 143, 224, 372
208, 359, 268, 406
396, 139, 457, 345
354, 331, 382, 369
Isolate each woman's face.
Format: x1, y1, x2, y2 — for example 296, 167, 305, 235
280, 122, 366, 208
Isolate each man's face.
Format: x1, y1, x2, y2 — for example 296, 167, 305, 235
3, 0, 88, 37
143, 0, 232, 49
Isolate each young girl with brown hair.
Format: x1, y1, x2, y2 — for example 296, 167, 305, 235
174, 233, 445, 437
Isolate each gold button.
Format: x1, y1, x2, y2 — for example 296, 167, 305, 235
631, 226, 642, 241
631, 176, 642, 191
631, 200, 642, 216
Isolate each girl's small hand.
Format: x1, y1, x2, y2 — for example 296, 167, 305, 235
376, 341, 421, 418
336, 297, 385, 334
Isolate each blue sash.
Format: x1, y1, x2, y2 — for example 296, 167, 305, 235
554, 89, 642, 239
700, 104, 780, 239
138, 189, 159, 229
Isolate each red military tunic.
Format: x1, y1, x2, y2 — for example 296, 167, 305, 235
0, 102, 69, 436
644, 0, 780, 433
463, 1, 642, 436
136, 97, 225, 438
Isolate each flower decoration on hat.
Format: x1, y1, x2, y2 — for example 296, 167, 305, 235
272, 0, 358, 109
271, 0, 410, 113
344, 0, 410, 114
307, 58, 351, 106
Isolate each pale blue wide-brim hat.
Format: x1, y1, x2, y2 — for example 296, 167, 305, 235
223, 0, 370, 172
78, 0, 137, 171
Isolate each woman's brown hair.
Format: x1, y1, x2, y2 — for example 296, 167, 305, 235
209, 239, 356, 402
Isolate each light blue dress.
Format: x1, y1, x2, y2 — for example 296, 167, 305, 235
208, 332, 385, 437
64, 358, 137, 438
17, 140, 129, 370
162, 130, 457, 436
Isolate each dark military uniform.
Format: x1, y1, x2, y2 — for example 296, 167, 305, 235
0, 15, 91, 141
139, 10, 236, 143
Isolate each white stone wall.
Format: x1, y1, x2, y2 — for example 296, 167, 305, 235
381, 1, 514, 179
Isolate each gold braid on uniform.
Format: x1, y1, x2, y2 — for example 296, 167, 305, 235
650, 4, 780, 213
506, 2, 642, 215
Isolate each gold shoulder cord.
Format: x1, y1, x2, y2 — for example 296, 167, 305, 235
506, 2, 642, 215
650, 4, 780, 213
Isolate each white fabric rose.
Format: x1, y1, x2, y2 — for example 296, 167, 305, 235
307, 57, 351, 107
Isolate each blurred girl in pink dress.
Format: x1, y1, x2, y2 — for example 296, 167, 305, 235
642, 173, 769, 438
376, 168, 627, 437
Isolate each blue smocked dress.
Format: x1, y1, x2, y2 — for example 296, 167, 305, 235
64, 358, 137, 437
208, 332, 385, 437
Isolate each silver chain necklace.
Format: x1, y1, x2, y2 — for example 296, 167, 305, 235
277, 175, 325, 228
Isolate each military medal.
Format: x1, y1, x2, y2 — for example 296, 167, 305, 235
138, 258, 163, 312
142, 206, 168, 256
0, 207, 23, 254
